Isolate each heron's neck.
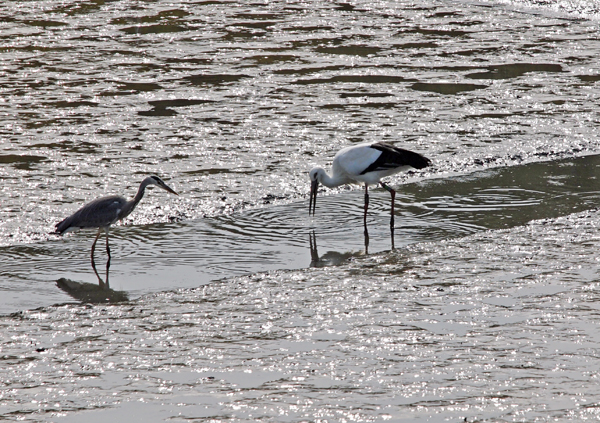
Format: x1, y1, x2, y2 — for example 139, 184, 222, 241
133, 182, 148, 204
120, 181, 148, 220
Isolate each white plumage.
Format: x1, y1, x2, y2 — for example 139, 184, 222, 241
309, 142, 431, 227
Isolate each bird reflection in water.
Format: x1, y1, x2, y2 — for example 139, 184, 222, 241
56, 278, 128, 304
55, 176, 178, 289
362, 224, 396, 254
309, 227, 395, 266
309, 231, 357, 267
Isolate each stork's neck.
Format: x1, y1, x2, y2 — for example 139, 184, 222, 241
317, 169, 348, 188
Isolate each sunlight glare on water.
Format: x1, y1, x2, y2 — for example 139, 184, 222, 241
1, 154, 599, 313
2, 210, 600, 421
2, 0, 600, 421
2, 0, 600, 246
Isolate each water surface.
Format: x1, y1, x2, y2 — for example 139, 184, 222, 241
1, 0, 600, 421
2, 154, 600, 313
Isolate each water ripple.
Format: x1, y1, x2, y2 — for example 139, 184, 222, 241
2, 0, 600, 248
2, 1, 600, 419
3, 208, 600, 421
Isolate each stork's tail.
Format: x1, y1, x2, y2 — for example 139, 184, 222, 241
405, 150, 432, 170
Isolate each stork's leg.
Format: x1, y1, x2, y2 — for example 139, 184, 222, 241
363, 184, 369, 229
380, 182, 396, 228
105, 228, 111, 289
91, 229, 105, 288
309, 231, 319, 265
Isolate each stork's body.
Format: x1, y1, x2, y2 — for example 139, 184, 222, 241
309, 142, 431, 227
55, 176, 178, 288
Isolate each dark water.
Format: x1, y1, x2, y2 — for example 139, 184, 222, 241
2, 0, 600, 421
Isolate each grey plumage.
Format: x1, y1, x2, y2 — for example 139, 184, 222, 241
55, 195, 128, 234
55, 176, 177, 234
55, 175, 178, 287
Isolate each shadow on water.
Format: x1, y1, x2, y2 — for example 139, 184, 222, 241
1, 154, 600, 312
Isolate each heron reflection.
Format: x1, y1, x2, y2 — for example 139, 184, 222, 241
55, 175, 178, 288
56, 278, 128, 303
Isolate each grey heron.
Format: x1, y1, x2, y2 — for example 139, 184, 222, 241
309, 141, 431, 228
55, 175, 178, 288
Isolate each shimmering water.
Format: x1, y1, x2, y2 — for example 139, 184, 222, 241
2, 154, 600, 313
2, 0, 600, 421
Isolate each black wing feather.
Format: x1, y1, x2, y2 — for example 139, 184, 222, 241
360, 142, 431, 175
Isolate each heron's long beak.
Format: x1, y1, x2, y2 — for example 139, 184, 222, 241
160, 182, 179, 196
309, 179, 318, 215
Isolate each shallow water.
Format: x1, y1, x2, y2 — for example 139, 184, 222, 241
2, 154, 600, 313
3, 211, 600, 422
2, 0, 600, 421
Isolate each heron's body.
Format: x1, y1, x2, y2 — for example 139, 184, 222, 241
56, 195, 130, 234
55, 176, 178, 287
309, 142, 431, 227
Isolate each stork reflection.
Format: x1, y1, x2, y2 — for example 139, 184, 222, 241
309, 231, 357, 267
309, 226, 396, 267
309, 221, 396, 266
364, 224, 396, 253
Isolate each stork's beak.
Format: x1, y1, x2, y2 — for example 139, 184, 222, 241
309, 179, 318, 215
160, 181, 179, 196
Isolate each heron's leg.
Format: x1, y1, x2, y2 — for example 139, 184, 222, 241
105, 228, 111, 289
380, 182, 396, 228
91, 229, 105, 288
364, 224, 369, 254
363, 184, 369, 229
